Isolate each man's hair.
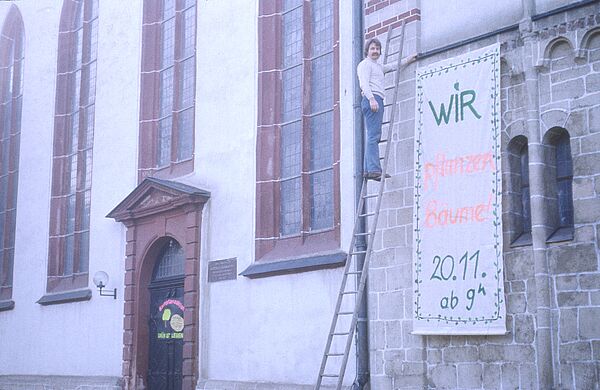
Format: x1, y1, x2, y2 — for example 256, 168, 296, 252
364, 38, 382, 57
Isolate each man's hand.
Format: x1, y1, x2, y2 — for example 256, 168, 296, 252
369, 97, 379, 112
401, 54, 418, 67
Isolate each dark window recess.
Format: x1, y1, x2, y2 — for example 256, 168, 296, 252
548, 132, 574, 243
511, 142, 532, 247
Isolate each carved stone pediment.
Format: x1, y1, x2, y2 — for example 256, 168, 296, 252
107, 177, 210, 223
135, 189, 176, 210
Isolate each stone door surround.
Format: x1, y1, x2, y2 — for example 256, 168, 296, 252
108, 177, 210, 390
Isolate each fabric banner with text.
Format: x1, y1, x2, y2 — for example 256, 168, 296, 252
412, 44, 505, 335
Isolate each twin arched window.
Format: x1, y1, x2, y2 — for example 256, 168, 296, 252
509, 128, 574, 246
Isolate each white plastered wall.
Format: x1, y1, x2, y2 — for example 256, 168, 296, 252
0, 0, 141, 377
191, 0, 357, 386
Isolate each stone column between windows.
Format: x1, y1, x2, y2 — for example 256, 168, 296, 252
519, 19, 556, 389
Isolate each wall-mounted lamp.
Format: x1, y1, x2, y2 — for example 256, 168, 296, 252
93, 271, 117, 300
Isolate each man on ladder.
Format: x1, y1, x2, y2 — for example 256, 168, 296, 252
314, 23, 415, 389
357, 38, 415, 181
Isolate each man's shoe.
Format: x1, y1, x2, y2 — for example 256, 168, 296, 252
365, 172, 390, 181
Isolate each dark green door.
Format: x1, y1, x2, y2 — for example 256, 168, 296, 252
147, 240, 186, 390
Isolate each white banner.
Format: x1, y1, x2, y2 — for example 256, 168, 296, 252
412, 44, 506, 335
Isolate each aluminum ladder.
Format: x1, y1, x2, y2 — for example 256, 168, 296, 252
315, 20, 407, 390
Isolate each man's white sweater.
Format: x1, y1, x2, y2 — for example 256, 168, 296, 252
357, 57, 394, 100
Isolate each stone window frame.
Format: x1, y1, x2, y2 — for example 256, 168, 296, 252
507, 136, 532, 247
0, 4, 24, 308
139, 0, 197, 181
44, 0, 99, 297
543, 127, 574, 243
254, 0, 341, 269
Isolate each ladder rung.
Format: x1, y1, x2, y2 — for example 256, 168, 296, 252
332, 332, 350, 335
321, 374, 339, 377
342, 291, 358, 295
349, 251, 366, 256
378, 139, 388, 143
338, 311, 353, 315
359, 212, 375, 217
327, 352, 344, 356
362, 193, 378, 199
354, 232, 373, 236
346, 271, 362, 275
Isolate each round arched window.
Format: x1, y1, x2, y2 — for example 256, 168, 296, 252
152, 239, 185, 281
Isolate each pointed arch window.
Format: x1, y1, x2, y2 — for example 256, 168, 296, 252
46, 0, 99, 295
0, 5, 24, 306
139, 0, 197, 179
254, 0, 341, 265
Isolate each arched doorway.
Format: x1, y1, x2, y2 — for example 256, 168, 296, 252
107, 177, 210, 390
148, 239, 185, 390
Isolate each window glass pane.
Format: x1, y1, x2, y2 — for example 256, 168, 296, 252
310, 169, 333, 230
282, 65, 302, 122
521, 186, 531, 233
64, 234, 74, 276
89, 0, 99, 20
66, 194, 76, 233
77, 189, 91, 231
74, 0, 84, 28
0, 250, 4, 286
159, 67, 174, 117
77, 231, 89, 273
282, 6, 303, 68
0, 176, 7, 211
181, 6, 196, 58
179, 58, 195, 109
83, 17, 98, 63
310, 53, 333, 113
311, 0, 333, 57
158, 117, 172, 166
281, 121, 302, 178
162, 0, 176, 19
154, 240, 185, 280
161, 18, 176, 68
68, 154, 78, 194
183, 0, 196, 9
2, 102, 11, 141
555, 134, 573, 228
70, 70, 82, 112
519, 145, 529, 186
73, 27, 83, 69
280, 178, 301, 235
70, 112, 79, 153
283, 0, 303, 11
519, 144, 531, 233
177, 108, 194, 161
83, 105, 95, 148
556, 136, 572, 178
310, 111, 333, 171
557, 179, 573, 227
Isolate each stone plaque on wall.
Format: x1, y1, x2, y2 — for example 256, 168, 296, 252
208, 258, 237, 283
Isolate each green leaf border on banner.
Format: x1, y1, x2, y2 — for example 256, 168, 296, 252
413, 46, 504, 325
